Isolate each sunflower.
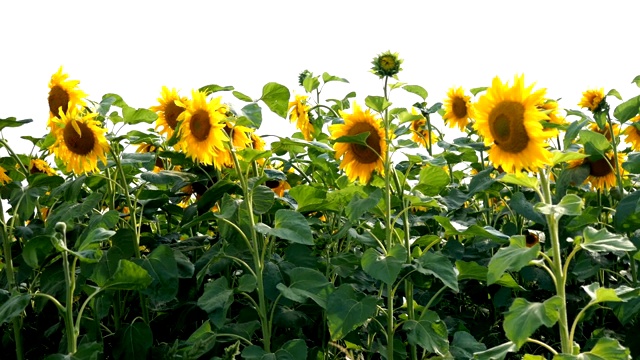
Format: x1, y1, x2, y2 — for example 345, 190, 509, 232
136, 143, 164, 172
251, 133, 266, 151
623, 116, 640, 151
409, 108, 437, 149
0, 166, 11, 185
29, 159, 57, 176
578, 88, 605, 112
568, 152, 625, 190
150, 86, 188, 138
48, 66, 87, 127
288, 94, 313, 140
49, 107, 109, 175
371, 51, 403, 78
176, 90, 229, 168
329, 102, 386, 184
588, 122, 619, 142
265, 179, 291, 197
443, 87, 475, 131
473, 75, 553, 173
220, 121, 254, 166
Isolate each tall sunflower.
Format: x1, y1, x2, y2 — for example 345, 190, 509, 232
623, 116, 640, 151
48, 66, 87, 127
49, 107, 109, 175
329, 103, 386, 184
0, 165, 11, 185
443, 87, 475, 131
288, 94, 313, 140
568, 152, 625, 190
473, 75, 553, 173
176, 90, 229, 168
151, 86, 188, 138
409, 107, 437, 149
578, 88, 605, 112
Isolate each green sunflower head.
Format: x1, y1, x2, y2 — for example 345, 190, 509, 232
371, 51, 403, 79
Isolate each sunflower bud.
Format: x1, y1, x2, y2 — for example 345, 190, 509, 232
371, 51, 403, 79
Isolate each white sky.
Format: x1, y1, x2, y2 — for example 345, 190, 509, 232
1, 0, 639, 156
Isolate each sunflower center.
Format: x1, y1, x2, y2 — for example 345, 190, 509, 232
348, 122, 381, 164
48, 85, 70, 118
63, 120, 96, 156
190, 110, 211, 141
589, 157, 613, 177
488, 101, 529, 153
379, 55, 396, 71
164, 101, 184, 130
452, 97, 468, 119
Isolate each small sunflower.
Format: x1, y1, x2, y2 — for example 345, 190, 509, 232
409, 108, 437, 149
220, 121, 254, 166
538, 99, 567, 128
265, 179, 291, 197
588, 122, 619, 142
0, 165, 11, 184
150, 86, 188, 138
623, 116, 640, 151
251, 133, 266, 151
29, 159, 57, 176
49, 107, 110, 175
473, 75, 553, 173
568, 152, 625, 190
176, 90, 229, 168
578, 88, 605, 112
371, 51, 403, 78
136, 143, 164, 172
329, 102, 386, 184
48, 66, 87, 127
443, 87, 475, 131
288, 94, 313, 141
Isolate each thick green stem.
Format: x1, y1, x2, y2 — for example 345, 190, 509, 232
539, 170, 571, 354
605, 112, 625, 197
57, 223, 78, 354
230, 148, 270, 352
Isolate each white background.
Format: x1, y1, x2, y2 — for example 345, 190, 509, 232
1, 0, 639, 156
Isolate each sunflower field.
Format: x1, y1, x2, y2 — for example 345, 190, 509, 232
2, 52, 640, 360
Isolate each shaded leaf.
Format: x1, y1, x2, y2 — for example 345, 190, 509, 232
255, 210, 313, 245
503, 296, 562, 348
113, 322, 153, 360
404, 310, 449, 355
415, 251, 458, 292
326, 285, 377, 340
361, 245, 406, 285
487, 236, 539, 285
581, 226, 636, 253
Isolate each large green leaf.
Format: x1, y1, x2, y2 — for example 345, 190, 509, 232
473, 341, 516, 360
364, 95, 391, 112
416, 166, 450, 196
455, 260, 522, 289
23, 235, 55, 268
614, 94, 640, 123
0, 294, 31, 325
402, 85, 428, 100
450, 331, 487, 359
435, 216, 509, 243
123, 106, 158, 124
326, 284, 378, 340
103, 260, 152, 291
133, 245, 179, 303
274, 339, 308, 360
535, 193, 583, 218
276, 267, 333, 308
361, 245, 406, 285
581, 283, 637, 305
252, 185, 275, 215
254, 209, 313, 245
346, 188, 382, 222
552, 337, 631, 360
614, 190, 640, 232
503, 296, 562, 348
0, 117, 32, 131
198, 277, 234, 329
581, 226, 636, 252
415, 251, 458, 292
487, 236, 540, 285
510, 192, 546, 226
113, 322, 153, 360
288, 185, 328, 213
500, 173, 539, 189
404, 310, 449, 355
260, 82, 290, 118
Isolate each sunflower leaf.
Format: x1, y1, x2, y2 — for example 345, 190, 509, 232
333, 132, 369, 146
614, 94, 640, 123
123, 106, 158, 125
260, 82, 290, 118
470, 87, 488, 96
0, 117, 32, 131
487, 236, 540, 285
365, 96, 391, 113
581, 226, 636, 253
322, 72, 349, 84
503, 296, 562, 349
499, 173, 539, 189
402, 85, 428, 100
233, 91, 253, 102
198, 84, 234, 95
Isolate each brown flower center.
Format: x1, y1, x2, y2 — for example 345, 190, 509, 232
452, 96, 468, 119
164, 101, 184, 130
488, 101, 529, 153
63, 120, 96, 155
589, 157, 613, 177
48, 85, 70, 118
190, 110, 211, 141
379, 55, 396, 71
348, 122, 382, 164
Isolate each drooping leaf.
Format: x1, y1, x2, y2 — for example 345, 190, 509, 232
503, 296, 562, 348
103, 260, 153, 290
346, 188, 382, 222
500, 173, 539, 189
0, 294, 31, 325
361, 245, 406, 285
0, 117, 32, 131
553, 337, 631, 360
614, 94, 640, 123
260, 82, 290, 118
416, 165, 450, 196
435, 216, 509, 243
113, 322, 153, 360
254, 209, 313, 245
473, 341, 516, 360
487, 236, 540, 285
198, 84, 234, 94
276, 267, 333, 308
613, 190, 640, 232
326, 284, 378, 340
197, 277, 234, 329
450, 331, 487, 359
402, 85, 428, 100
535, 194, 583, 218
581, 226, 636, 253
364, 95, 391, 113
415, 251, 458, 292
133, 245, 179, 303
510, 192, 546, 226
404, 310, 449, 355
274, 339, 308, 360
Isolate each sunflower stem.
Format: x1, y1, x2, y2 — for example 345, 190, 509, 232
538, 169, 571, 354
56, 223, 78, 354
605, 112, 625, 197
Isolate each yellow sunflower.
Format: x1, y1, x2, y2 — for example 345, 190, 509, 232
251, 133, 266, 151
136, 143, 164, 172
288, 94, 313, 141
220, 121, 254, 166
588, 122, 619, 142
150, 86, 188, 138
176, 90, 229, 168
473, 75, 553, 173
623, 116, 640, 151
409, 108, 437, 149
266, 179, 291, 197
578, 88, 605, 112
329, 102, 386, 184
568, 152, 625, 190
443, 87, 475, 131
0, 166, 11, 184
48, 66, 87, 127
49, 107, 110, 175
29, 159, 57, 176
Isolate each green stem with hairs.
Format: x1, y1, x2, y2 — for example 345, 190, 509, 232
605, 112, 625, 197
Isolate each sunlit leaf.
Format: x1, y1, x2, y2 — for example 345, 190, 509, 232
500, 173, 539, 189
233, 91, 253, 102
0, 117, 32, 131
614, 94, 640, 123
322, 72, 348, 84
470, 87, 488, 96
365, 95, 391, 113
260, 82, 290, 118
198, 84, 234, 94
435, 216, 509, 243
103, 260, 153, 290
581, 226, 636, 253
402, 85, 428, 100
255, 209, 313, 245
487, 236, 539, 285
503, 296, 562, 348
535, 194, 583, 218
